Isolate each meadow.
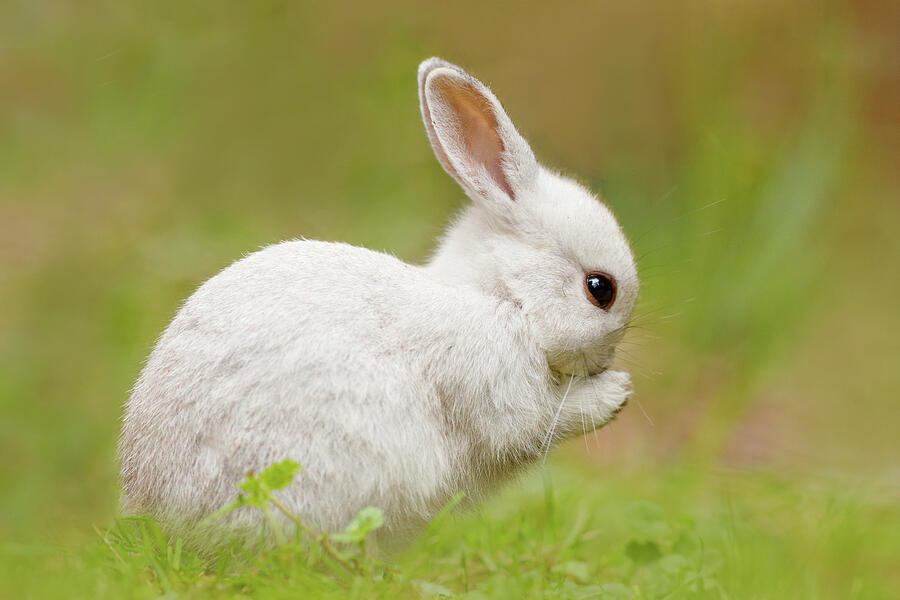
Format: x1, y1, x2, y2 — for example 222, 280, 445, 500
1, 1, 898, 598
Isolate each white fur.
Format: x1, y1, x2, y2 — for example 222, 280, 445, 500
119, 58, 639, 552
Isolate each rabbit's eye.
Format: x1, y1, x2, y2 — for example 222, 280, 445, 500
584, 272, 617, 310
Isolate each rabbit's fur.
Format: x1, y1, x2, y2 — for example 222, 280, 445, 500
120, 58, 638, 551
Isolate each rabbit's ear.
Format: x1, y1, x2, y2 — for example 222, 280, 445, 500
418, 58, 537, 210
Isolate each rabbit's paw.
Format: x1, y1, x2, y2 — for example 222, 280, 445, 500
573, 370, 632, 423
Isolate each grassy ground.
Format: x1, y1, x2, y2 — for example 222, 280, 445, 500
1, 1, 898, 598
2, 461, 898, 599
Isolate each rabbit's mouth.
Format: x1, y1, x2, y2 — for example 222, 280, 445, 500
549, 352, 611, 380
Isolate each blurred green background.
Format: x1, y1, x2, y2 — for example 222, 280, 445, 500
1, 0, 898, 596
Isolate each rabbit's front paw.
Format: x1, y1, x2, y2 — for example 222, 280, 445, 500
582, 370, 632, 419
598, 369, 632, 399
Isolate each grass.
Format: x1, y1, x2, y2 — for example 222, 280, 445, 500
2, 460, 898, 599
2, 1, 898, 598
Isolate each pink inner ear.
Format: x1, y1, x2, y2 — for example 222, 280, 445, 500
441, 80, 515, 200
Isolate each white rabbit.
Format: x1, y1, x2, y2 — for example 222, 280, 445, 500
119, 58, 638, 551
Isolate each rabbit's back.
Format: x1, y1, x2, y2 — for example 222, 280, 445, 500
120, 239, 489, 542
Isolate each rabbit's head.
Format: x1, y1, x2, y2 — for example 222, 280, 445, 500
420, 58, 638, 378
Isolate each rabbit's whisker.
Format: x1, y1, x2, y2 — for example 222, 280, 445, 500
633, 395, 654, 426
584, 361, 603, 445
541, 370, 575, 464
580, 398, 590, 454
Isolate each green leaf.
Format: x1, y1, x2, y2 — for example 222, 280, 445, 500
625, 539, 662, 565
624, 501, 671, 540
659, 553, 689, 575
596, 582, 632, 599
697, 549, 723, 576
238, 475, 268, 507
259, 459, 302, 491
412, 579, 455, 598
335, 507, 385, 545
672, 531, 699, 556
201, 460, 302, 525
552, 560, 590, 583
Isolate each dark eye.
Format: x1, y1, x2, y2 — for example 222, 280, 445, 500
584, 272, 617, 310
